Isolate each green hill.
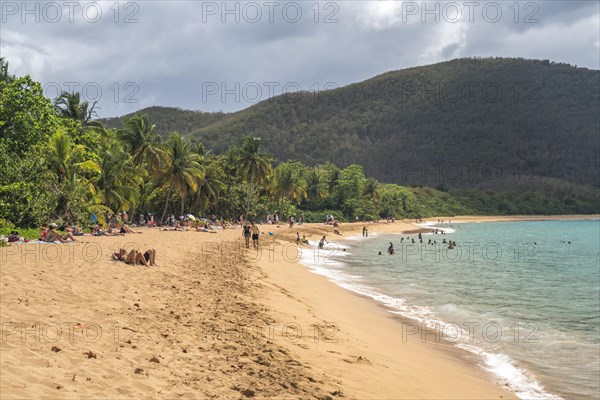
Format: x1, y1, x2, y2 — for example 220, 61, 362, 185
101, 58, 600, 191
100, 106, 226, 136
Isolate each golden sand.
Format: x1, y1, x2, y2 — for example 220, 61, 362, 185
3, 215, 589, 398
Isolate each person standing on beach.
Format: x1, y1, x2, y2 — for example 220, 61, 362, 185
388, 242, 395, 255
362, 226, 366, 237
251, 222, 260, 250
318, 236, 328, 249
296, 232, 301, 245
365, 227, 368, 237
243, 222, 251, 248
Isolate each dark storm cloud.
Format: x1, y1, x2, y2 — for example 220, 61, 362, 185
1, 1, 598, 117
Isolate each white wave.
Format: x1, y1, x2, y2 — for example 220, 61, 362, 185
458, 344, 563, 400
297, 251, 561, 400
415, 222, 456, 234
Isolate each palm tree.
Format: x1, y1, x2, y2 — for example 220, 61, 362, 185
328, 168, 341, 195
95, 142, 142, 214
47, 128, 101, 221
236, 136, 273, 216
363, 178, 381, 202
54, 91, 101, 129
274, 163, 306, 217
118, 114, 165, 172
48, 128, 100, 184
306, 169, 328, 204
159, 133, 204, 222
191, 158, 224, 215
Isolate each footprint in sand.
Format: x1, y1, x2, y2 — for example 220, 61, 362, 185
343, 356, 372, 366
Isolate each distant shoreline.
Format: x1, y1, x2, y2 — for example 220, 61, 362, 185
414, 214, 600, 224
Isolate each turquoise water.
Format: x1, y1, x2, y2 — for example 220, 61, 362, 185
302, 220, 600, 399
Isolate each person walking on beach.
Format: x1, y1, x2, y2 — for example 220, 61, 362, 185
251, 222, 260, 250
243, 222, 251, 248
296, 232, 301, 245
362, 226, 366, 237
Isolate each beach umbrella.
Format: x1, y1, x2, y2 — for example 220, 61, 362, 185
187, 214, 196, 221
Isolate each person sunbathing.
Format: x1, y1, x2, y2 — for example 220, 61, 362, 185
120, 224, 141, 234
112, 248, 128, 261
39, 224, 48, 240
44, 224, 76, 243
114, 248, 158, 267
92, 224, 113, 236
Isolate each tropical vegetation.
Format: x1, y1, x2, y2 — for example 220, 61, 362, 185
1, 58, 598, 229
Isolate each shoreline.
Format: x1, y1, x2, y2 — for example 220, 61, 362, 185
288, 220, 564, 399
418, 214, 600, 224
256, 220, 519, 399
1, 215, 595, 398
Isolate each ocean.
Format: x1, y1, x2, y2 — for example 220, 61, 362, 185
300, 220, 600, 399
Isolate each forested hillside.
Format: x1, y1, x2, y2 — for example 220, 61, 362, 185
190, 58, 600, 189
101, 58, 599, 191
101, 106, 226, 136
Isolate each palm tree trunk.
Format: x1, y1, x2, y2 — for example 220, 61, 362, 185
180, 197, 184, 217
245, 175, 253, 217
160, 181, 174, 223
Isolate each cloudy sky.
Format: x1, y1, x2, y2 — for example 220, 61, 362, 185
2, 0, 599, 117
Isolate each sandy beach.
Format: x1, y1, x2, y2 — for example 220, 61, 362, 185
2, 215, 595, 398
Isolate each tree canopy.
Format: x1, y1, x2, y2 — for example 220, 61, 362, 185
2, 59, 599, 228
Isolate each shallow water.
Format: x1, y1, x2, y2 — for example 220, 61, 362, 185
300, 220, 600, 399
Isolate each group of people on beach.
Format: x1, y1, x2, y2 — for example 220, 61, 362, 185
242, 221, 261, 249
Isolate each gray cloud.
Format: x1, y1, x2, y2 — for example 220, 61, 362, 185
1, 0, 598, 117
